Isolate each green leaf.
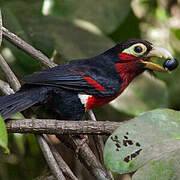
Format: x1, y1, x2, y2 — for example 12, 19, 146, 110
0, 115, 9, 153
133, 148, 180, 180
104, 109, 180, 174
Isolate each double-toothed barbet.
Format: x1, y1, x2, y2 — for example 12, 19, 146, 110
0, 39, 178, 120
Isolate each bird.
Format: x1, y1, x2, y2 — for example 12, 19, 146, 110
0, 39, 178, 121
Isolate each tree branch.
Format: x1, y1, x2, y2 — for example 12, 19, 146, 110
0, 54, 21, 91
6, 119, 123, 135
87, 110, 105, 162
87, 110, 114, 179
44, 135, 78, 180
0, 79, 14, 95
36, 134, 66, 180
57, 135, 109, 180
2, 27, 56, 68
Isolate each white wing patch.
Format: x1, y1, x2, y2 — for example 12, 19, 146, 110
78, 94, 91, 107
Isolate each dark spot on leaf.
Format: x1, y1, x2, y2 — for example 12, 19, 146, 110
124, 155, 130, 163
111, 135, 121, 144
123, 140, 127, 147
126, 132, 129, 135
115, 143, 121, 148
124, 136, 128, 139
114, 135, 118, 140
130, 149, 142, 160
135, 149, 142, 155
116, 148, 119, 151
126, 140, 133, 145
136, 142, 141, 147
131, 153, 137, 159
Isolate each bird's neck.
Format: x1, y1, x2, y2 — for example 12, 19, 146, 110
115, 61, 145, 91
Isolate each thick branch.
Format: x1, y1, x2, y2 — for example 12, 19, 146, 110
2, 27, 56, 68
6, 119, 124, 135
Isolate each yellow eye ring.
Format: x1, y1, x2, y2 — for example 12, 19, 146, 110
132, 43, 147, 55
122, 43, 147, 56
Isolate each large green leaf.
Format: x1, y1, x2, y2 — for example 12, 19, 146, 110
104, 109, 180, 174
0, 115, 9, 153
133, 148, 180, 180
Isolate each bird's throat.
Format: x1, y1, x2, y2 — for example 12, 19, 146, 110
115, 61, 145, 90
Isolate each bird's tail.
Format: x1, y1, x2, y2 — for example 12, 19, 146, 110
0, 86, 52, 120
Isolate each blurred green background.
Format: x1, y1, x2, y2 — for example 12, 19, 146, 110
0, 0, 180, 179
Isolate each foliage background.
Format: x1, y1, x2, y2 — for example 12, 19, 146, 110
0, 0, 180, 179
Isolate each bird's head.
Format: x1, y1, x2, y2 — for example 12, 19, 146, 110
105, 39, 178, 86
103, 39, 178, 91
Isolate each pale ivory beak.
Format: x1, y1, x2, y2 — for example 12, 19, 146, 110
140, 46, 174, 72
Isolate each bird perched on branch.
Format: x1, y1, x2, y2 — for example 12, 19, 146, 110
0, 39, 178, 120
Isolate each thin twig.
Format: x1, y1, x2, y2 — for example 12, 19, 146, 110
0, 54, 21, 91
87, 110, 114, 179
36, 135, 66, 180
44, 135, 78, 180
58, 135, 109, 180
2, 27, 56, 68
0, 79, 14, 95
87, 110, 105, 163
6, 119, 123, 135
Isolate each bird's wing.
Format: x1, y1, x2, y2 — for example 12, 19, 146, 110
23, 63, 121, 97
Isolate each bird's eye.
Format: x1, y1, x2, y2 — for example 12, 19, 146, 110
134, 46, 143, 53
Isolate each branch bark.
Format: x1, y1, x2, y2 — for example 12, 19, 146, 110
0, 54, 21, 91
44, 135, 78, 180
87, 110, 105, 162
6, 119, 123, 135
87, 110, 114, 179
59, 135, 109, 180
36, 134, 66, 180
0, 79, 14, 95
2, 27, 56, 68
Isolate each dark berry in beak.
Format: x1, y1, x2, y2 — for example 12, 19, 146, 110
163, 59, 178, 71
